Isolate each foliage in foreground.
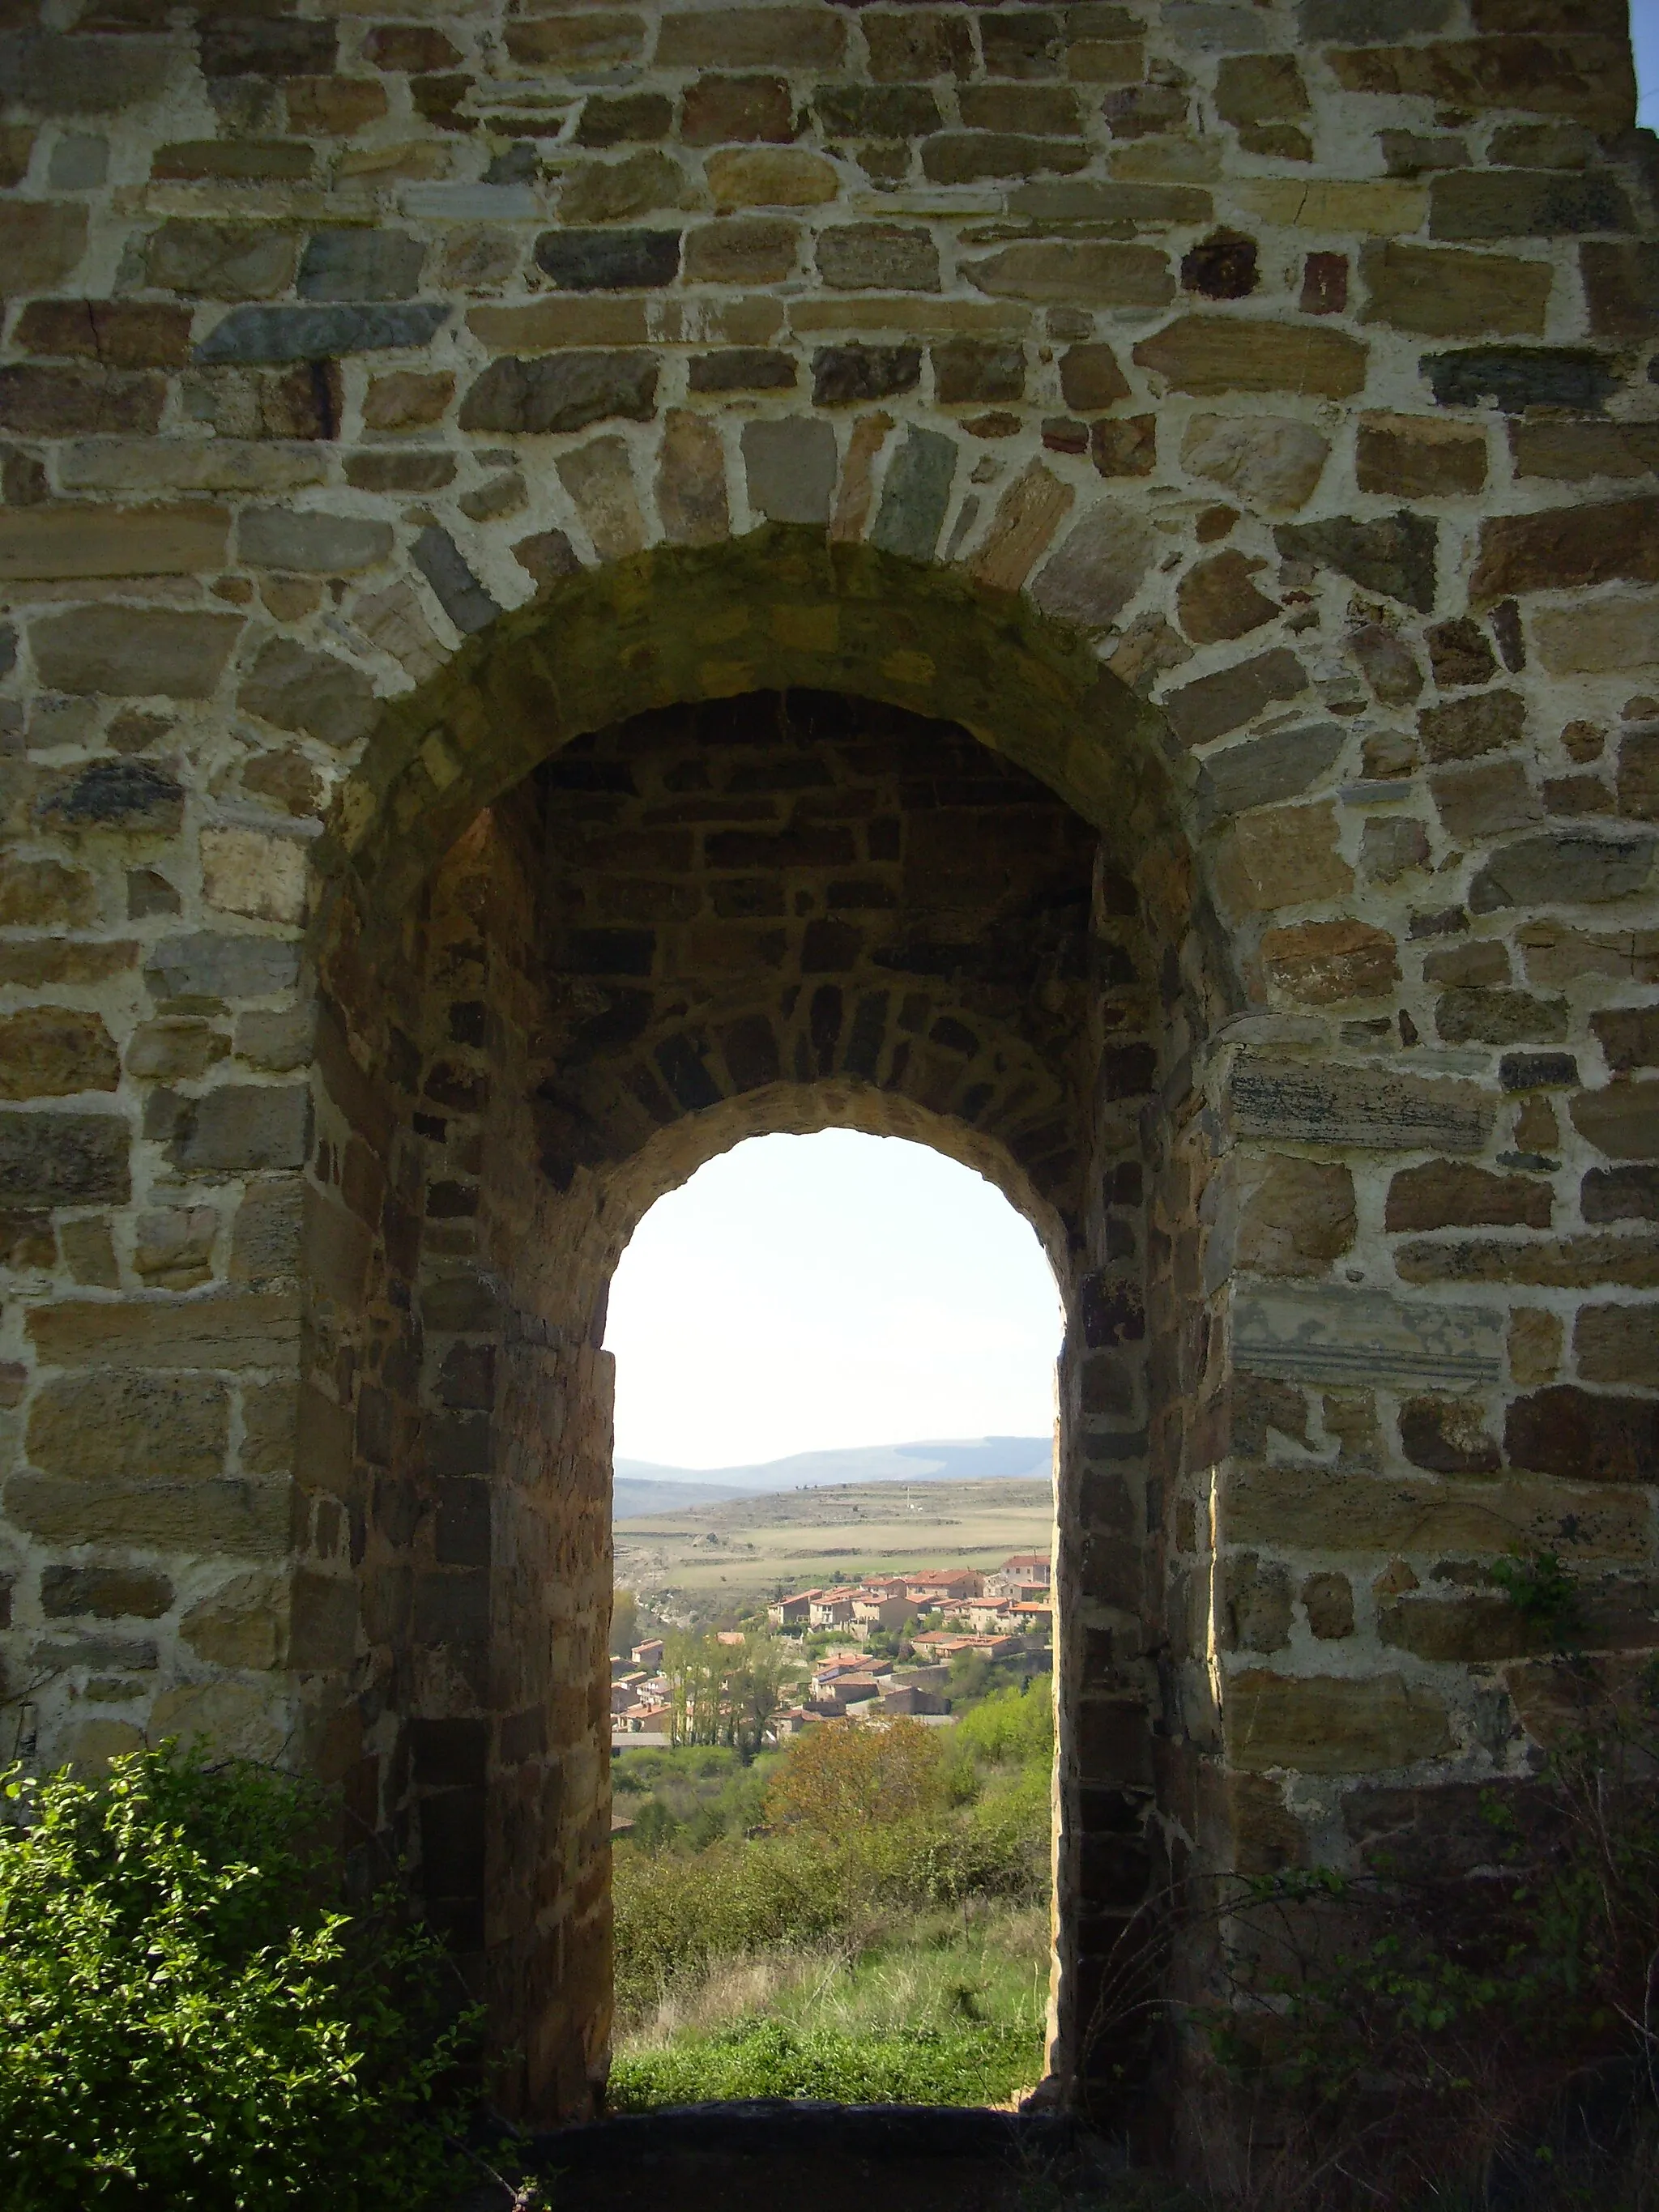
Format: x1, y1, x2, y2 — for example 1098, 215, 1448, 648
0, 1746, 477, 2211
610, 2017, 1040, 2110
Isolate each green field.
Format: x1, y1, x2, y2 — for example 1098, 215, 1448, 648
614, 1475, 1052, 1617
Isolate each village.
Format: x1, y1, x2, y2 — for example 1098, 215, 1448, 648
611, 1552, 1052, 1749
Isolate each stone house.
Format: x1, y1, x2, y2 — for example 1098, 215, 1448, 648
0, 0, 1653, 2151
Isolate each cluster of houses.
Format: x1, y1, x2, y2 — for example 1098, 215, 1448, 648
766, 1554, 1051, 1639
608, 1555, 1053, 1750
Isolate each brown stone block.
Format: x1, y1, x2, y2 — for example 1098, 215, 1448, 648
1509, 421, 1659, 481
1361, 240, 1550, 338
28, 1369, 228, 1479
1398, 1395, 1501, 1475
0, 504, 229, 582
657, 7, 845, 67
41, 1564, 173, 1621
1574, 1304, 1659, 1388
1570, 1081, 1659, 1161
28, 1292, 300, 1372
1261, 919, 1398, 1004
967, 242, 1171, 305
1472, 498, 1659, 603
1177, 551, 1277, 645
1386, 1160, 1551, 1232
1330, 39, 1634, 132
1214, 799, 1352, 914
15, 300, 191, 369
1580, 241, 1659, 340
1381, 1593, 1533, 1662
1506, 1384, 1659, 1481
1417, 688, 1527, 765
1227, 1669, 1452, 1775
0, 1008, 117, 1101
1164, 646, 1308, 748
706, 147, 838, 210
1237, 1157, 1356, 1279
1227, 1461, 1647, 1560
1396, 1232, 1659, 1289
1358, 411, 1489, 501
0, 1111, 130, 1207
6, 1473, 287, 1558
1132, 316, 1367, 398
0, 364, 164, 437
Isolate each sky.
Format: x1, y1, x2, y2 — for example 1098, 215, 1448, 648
604, 1131, 1064, 1469
1638, 0, 1659, 130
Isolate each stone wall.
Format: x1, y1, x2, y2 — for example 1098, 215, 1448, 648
0, 0, 1654, 2134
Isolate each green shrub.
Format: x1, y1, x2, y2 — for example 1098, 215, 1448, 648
609, 2018, 1043, 2110
0, 1745, 477, 2210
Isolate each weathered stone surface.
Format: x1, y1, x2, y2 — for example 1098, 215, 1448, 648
1222, 1556, 1294, 1653
1423, 346, 1620, 415
144, 221, 299, 301
1431, 758, 1538, 840
1418, 688, 1527, 765
1260, 919, 1399, 1004
1395, 1233, 1659, 1289
812, 345, 919, 407
0, 31, 173, 113
1380, 1593, 1529, 1662
1302, 1574, 1354, 1641
1386, 1160, 1551, 1231
27, 1371, 227, 1479
0, 858, 95, 928
1569, 1081, 1659, 1161
0, 201, 87, 294
1328, 37, 1632, 132
239, 638, 377, 750
1576, 1304, 1659, 1388
143, 933, 300, 1004
59, 439, 326, 495
458, 351, 658, 435
870, 428, 957, 561
181, 1572, 284, 1669
684, 218, 799, 286
17, 300, 190, 372
1177, 551, 1278, 643
535, 228, 681, 291
30, 609, 240, 698
237, 507, 394, 574
1506, 1386, 1659, 1484
196, 305, 449, 364
1580, 240, 1659, 339
1592, 1007, 1659, 1073
1029, 501, 1152, 629
163, 1086, 310, 1177
134, 1205, 217, 1290
1436, 985, 1567, 1046
1090, 416, 1157, 479
1195, 723, 1345, 828
1398, 1395, 1501, 1476
1229, 1058, 1492, 1152
970, 243, 1171, 305
741, 418, 838, 525
36, 759, 184, 834
1355, 412, 1487, 499
0, 1115, 129, 1206
1510, 422, 1659, 482
1362, 240, 1550, 336
1133, 317, 1367, 397
1058, 343, 1129, 411
967, 462, 1073, 593
1430, 169, 1634, 241
817, 223, 939, 292
6, 1474, 286, 1558
707, 148, 838, 208
657, 9, 846, 69
0, 1009, 118, 1100
1164, 647, 1308, 748
1228, 1670, 1452, 1774
1236, 1157, 1355, 1278
1427, 616, 1499, 690
1215, 800, 1352, 913
1234, 1284, 1502, 1392
1471, 498, 1659, 604
0, 503, 228, 581
1179, 415, 1328, 514
201, 828, 306, 928
655, 410, 728, 547
1470, 833, 1657, 914
296, 230, 424, 302
1229, 1460, 1645, 1559
1537, 595, 1659, 677
28, 1294, 299, 1371
1274, 510, 1437, 613
411, 526, 500, 634
41, 1565, 173, 1620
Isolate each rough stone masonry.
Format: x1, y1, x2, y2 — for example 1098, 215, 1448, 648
0, 0, 1655, 2138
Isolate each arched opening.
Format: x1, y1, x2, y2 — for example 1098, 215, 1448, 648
301, 546, 1221, 2126
602, 1128, 1064, 2108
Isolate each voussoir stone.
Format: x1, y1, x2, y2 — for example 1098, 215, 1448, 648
1029, 501, 1154, 629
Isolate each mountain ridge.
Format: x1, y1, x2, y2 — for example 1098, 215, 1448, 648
612, 1435, 1051, 1519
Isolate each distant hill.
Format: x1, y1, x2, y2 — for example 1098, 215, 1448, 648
615, 1435, 1051, 1515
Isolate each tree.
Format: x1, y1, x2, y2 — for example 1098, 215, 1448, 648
731, 1636, 799, 1758
610, 1587, 640, 1658
766, 1716, 945, 1834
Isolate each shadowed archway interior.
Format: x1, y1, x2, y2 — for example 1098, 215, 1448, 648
307, 664, 1202, 2120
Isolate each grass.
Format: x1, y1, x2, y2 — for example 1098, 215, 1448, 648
610, 1901, 1050, 2111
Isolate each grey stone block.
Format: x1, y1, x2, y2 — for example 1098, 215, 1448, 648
237, 506, 394, 573
412, 527, 501, 636
145, 932, 301, 1004
1234, 1285, 1503, 1392
1228, 1054, 1492, 1151
169, 1085, 311, 1174
870, 427, 957, 560
0, 1111, 129, 1204
195, 303, 450, 364
457, 351, 658, 435
297, 229, 426, 302
741, 417, 838, 525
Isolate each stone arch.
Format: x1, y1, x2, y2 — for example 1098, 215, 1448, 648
295, 546, 1213, 2123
